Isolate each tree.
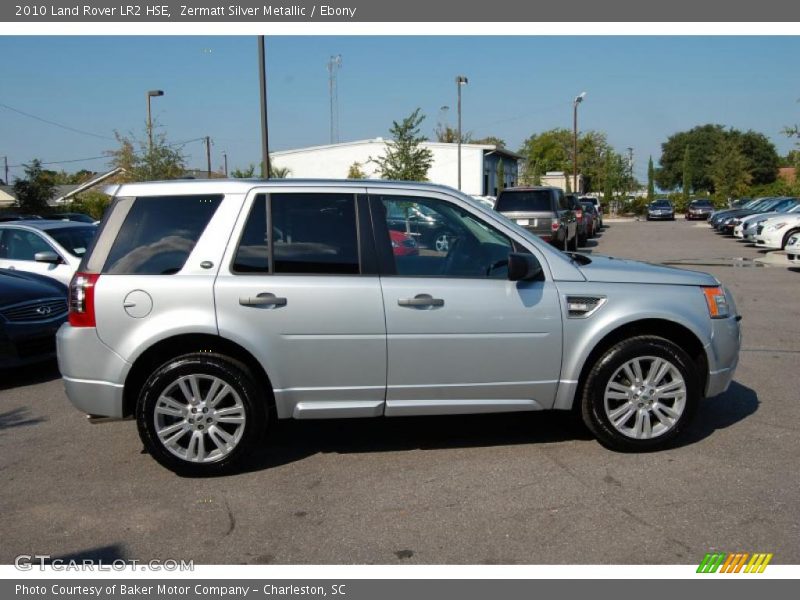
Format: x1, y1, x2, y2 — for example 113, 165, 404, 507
434, 123, 467, 143
519, 128, 614, 192
495, 160, 505, 195
347, 162, 366, 179
472, 136, 506, 148
603, 154, 615, 209
231, 164, 256, 178
647, 156, 655, 203
68, 189, 111, 220
13, 159, 55, 213
107, 124, 186, 182
656, 124, 778, 192
682, 146, 692, 202
530, 160, 542, 186
710, 137, 752, 200
371, 108, 434, 181
230, 161, 290, 178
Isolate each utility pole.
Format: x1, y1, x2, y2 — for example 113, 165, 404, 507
204, 136, 212, 178
455, 75, 468, 191
2, 156, 7, 186
258, 36, 271, 178
327, 55, 342, 144
222, 151, 228, 177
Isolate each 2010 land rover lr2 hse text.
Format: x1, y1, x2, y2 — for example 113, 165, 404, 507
57, 180, 741, 475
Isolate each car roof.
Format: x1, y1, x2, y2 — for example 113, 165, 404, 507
107, 178, 482, 199
0, 219, 97, 231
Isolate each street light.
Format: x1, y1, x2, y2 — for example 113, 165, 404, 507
456, 75, 468, 190
146, 90, 164, 157
573, 91, 586, 193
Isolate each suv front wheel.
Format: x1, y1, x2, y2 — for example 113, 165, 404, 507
580, 336, 699, 451
136, 353, 266, 476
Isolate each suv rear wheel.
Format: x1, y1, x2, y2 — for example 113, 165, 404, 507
136, 353, 266, 476
580, 336, 699, 451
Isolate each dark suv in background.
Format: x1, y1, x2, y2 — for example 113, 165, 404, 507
495, 186, 579, 250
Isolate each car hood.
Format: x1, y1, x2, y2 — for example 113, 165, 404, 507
0, 269, 66, 307
575, 255, 717, 286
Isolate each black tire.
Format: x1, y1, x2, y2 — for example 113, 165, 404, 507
136, 353, 267, 476
782, 229, 800, 250
580, 336, 700, 452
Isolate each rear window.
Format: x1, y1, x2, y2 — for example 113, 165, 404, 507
47, 226, 96, 258
102, 195, 222, 275
495, 190, 554, 212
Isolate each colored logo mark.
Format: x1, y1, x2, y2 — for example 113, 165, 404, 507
697, 552, 773, 573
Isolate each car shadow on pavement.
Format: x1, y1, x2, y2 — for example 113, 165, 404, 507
0, 406, 46, 431
46, 544, 128, 563
0, 359, 61, 391
234, 411, 594, 474
676, 380, 758, 447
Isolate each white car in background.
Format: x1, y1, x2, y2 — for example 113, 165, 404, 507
786, 234, 800, 263
733, 202, 800, 240
0, 220, 97, 286
754, 213, 800, 250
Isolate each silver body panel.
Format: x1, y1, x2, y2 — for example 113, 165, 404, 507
56, 179, 741, 422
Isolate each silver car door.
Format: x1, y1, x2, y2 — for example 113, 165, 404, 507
370, 189, 563, 416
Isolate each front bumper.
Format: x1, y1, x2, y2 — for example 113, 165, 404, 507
56, 324, 130, 418
0, 318, 64, 369
647, 212, 674, 220
705, 314, 741, 397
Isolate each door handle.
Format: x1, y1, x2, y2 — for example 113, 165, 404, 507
239, 292, 287, 308
398, 294, 444, 308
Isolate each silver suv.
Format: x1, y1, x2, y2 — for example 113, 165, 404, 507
57, 180, 741, 475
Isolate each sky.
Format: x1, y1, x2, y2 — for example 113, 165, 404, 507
0, 35, 799, 184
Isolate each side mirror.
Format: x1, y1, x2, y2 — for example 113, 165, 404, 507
34, 251, 61, 264
508, 252, 543, 281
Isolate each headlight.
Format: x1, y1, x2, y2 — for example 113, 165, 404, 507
769, 222, 787, 231
702, 286, 730, 319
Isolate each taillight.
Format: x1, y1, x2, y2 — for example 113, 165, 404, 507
575, 209, 583, 219
551, 221, 560, 231
68, 272, 100, 327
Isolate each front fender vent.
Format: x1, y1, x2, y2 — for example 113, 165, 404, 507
566, 295, 607, 318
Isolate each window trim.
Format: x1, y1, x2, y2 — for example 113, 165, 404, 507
228, 189, 376, 278
367, 192, 529, 281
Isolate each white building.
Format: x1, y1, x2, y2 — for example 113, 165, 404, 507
539, 171, 585, 194
271, 139, 521, 198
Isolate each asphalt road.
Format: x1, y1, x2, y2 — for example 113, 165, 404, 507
1, 218, 799, 565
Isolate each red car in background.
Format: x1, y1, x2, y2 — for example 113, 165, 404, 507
390, 230, 419, 256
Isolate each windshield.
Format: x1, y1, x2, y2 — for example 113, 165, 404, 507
690, 200, 713, 207
651, 200, 672, 207
495, 190, 553, 212
46, 226, 97, 257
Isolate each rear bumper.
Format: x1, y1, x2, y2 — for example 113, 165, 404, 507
56, 324, 130, 417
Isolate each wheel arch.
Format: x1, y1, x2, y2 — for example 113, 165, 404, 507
122, 333, 274, 418
562, 318, 708, 412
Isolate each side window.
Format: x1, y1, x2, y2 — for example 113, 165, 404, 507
557, 191, 568, 210
4, 229, 53, 261
270, 193, 359, 275
102, 195, 222, 275
377, 196, 513, 279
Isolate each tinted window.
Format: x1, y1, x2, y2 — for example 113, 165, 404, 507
651, 200, 672, 207
690, 200, 713, 207
379, 196, 513, 279
47, 226, 96, 257
1, 229, 53, 260
232, 195, 269, 273
103, 195, 222, 275
271, 193, 359, 275
495, 190, 554, 212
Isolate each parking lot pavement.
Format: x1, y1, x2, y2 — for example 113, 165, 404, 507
1, 219, 799, 565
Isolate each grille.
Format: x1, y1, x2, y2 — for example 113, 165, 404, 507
0, 298, 67, 323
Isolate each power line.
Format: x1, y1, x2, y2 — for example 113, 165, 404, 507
0, 101, 115, 141
6, 155, 109, 168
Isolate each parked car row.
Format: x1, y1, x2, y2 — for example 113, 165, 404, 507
493, 187, 603, 251
708, 197, 800, 252
0, 218, 98, 368
0, 211, 95, 224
